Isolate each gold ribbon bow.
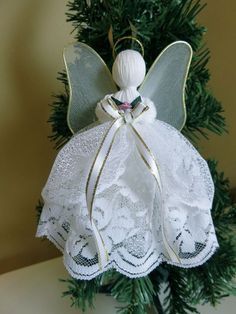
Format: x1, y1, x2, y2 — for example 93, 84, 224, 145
85, 98, 180, 269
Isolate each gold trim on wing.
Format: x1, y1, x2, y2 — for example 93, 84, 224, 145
63, 42, 118, 134
139, 41, 193, 131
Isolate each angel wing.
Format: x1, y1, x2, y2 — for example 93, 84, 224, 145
64, 42, 118, 134
139, 41, 192, 130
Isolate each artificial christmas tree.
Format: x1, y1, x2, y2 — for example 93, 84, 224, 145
37, 1, 236, 313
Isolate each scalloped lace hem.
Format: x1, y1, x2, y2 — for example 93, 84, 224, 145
36, 228, 219, 280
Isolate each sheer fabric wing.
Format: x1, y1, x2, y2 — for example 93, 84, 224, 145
139, 41, 192, 130
64, 42, 118, 134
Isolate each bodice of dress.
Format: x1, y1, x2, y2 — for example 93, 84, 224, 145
95, 88, 157, 124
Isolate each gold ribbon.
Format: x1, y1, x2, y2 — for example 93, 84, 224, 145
86, 99, 180, 269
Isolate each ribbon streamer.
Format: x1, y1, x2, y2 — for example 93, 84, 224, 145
85, 99, 180, 269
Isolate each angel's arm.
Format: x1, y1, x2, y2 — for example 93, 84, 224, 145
95, 95, 114, 123
140, 97, 157, 123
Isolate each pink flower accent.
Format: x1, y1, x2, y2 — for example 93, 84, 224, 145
118, 102, 132, 111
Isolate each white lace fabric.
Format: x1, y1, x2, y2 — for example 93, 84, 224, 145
37, 96, 218, 280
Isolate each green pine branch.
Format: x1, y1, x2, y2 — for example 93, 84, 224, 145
109, 275, 156, 313
48, 72, 71, 150
60, 272, 157, 314
163, 266, 200, 314
60, 275, 103, 312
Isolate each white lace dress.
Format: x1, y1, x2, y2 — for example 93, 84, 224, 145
36, 93, 218, 280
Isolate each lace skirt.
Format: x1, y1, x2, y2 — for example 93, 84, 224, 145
37, 119, 218, 280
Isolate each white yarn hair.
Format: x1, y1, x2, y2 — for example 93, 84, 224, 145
112, 50, 146, 88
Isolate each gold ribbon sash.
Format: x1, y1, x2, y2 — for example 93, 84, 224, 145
85, 98, 180, 269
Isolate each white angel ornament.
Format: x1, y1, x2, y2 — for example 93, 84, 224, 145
37, 38, 219, 280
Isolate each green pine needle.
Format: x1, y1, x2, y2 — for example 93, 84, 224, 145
60, 276, 103, 312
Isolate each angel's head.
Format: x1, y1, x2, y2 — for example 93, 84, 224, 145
112, 50, 146, 89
